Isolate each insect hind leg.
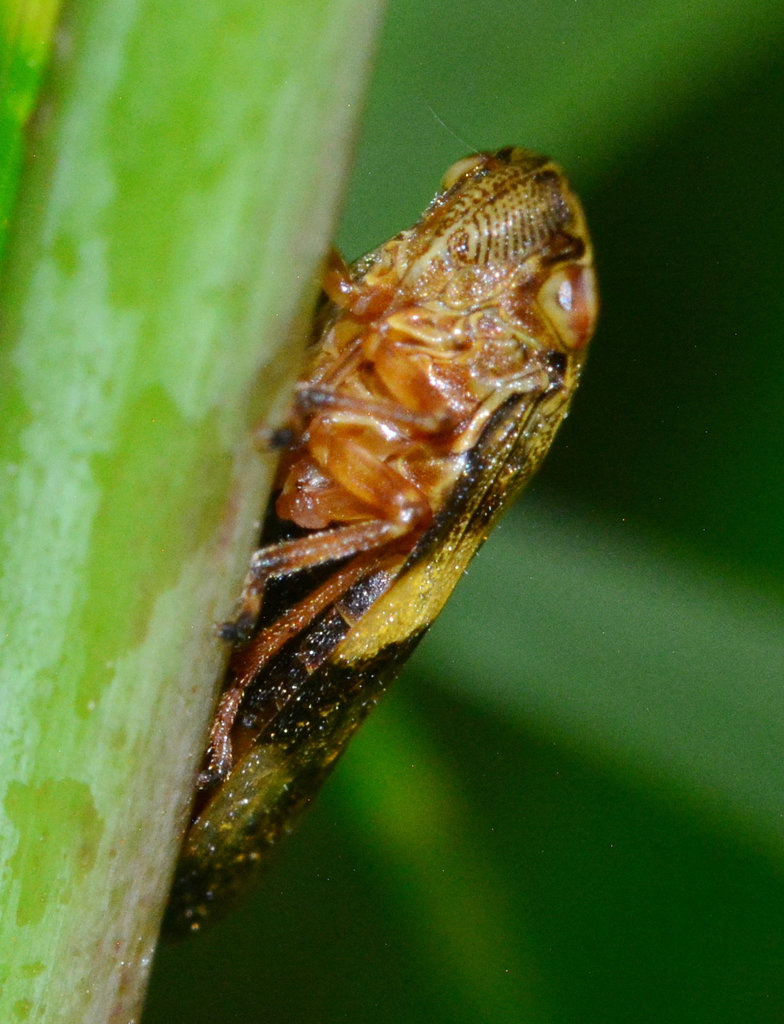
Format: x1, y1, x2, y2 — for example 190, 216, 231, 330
219, 518, 407, 643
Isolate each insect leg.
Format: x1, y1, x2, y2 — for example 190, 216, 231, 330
220, 518, 408, 642
321, 248, 394, 318
200, 685, 243, 785
294, 384, 452, 434
251, 423, 296, 451
204, 550, 384, 782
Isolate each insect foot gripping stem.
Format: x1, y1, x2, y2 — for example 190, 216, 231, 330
165, 146, 597, 935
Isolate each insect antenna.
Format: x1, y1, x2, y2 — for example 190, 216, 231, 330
423, 104, 475, 152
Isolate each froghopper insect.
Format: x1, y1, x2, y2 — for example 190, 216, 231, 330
166, 146, 598, 933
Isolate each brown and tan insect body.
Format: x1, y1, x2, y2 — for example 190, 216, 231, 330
168, 147, 597, 933
231, 147, 595, 636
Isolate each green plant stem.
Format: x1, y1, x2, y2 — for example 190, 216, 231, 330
0, 1, 384, 1020
0, 0, 63, 263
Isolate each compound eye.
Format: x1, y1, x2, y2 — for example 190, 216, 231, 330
440, 153, 488, 191
538, 262, 598, 350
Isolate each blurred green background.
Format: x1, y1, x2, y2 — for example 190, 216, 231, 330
146, 1, 784, 1021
